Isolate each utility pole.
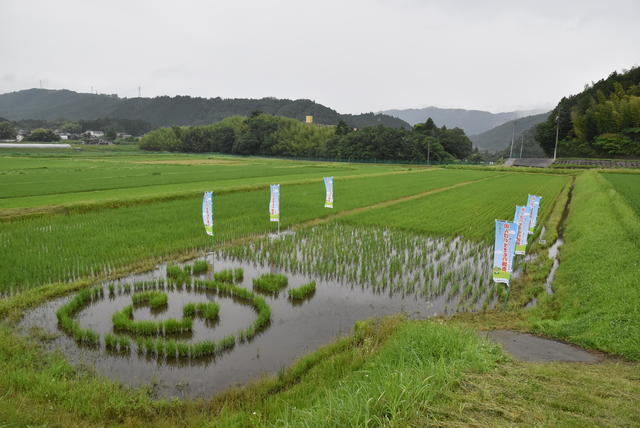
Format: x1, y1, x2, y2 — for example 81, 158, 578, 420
553, 114, 560, 160
519, 134, 524, 158
138, 86, 141, 98
509, 120, 516, 158
39, 80, 42, 89
427, 139, 431, 165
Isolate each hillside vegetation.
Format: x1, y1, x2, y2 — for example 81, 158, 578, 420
536, 67, 640, 157
470, 112, 548, 154
0, 89, 408, 129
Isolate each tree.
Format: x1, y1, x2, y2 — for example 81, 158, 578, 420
105, 129, 117, 140
0, 122, 16, 140
25, 128, 60, 142
335, 120, 351, 136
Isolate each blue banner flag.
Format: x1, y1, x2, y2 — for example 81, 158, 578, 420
493, 220, 518, 285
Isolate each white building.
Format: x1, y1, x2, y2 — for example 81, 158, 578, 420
86, 130, 104, 137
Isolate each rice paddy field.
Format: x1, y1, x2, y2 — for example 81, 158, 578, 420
0, 146, 638, 426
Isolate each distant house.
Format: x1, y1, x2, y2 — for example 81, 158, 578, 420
116, 132, 132, 139
16, 134, 24, 142
86, 130, 104, 137
59, 134, 69, 140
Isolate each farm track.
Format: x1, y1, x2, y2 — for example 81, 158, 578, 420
0, 167, 431, 221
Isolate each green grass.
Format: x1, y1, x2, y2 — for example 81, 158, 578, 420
529, 172, 640, 359
602, 172, 640, 215
340, 173, 569, 241
0, 167, 497, 291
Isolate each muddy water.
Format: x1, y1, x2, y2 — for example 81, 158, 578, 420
20, 253, 494, 399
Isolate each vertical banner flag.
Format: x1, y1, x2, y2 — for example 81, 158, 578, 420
269, 184, 280, 222
202, 191, 213, 236
493, 220, 518, 285
324, 176, 334, 208
513, 205, 532, 255
527, 195, 542, 234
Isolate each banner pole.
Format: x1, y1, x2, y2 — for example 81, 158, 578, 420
502, 285, 511, 310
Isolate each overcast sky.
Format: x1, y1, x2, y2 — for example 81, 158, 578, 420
1, 0, 639, 114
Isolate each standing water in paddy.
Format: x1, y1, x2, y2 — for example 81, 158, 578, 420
20, 225, 499, 399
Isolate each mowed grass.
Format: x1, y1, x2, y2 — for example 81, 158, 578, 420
530, 172, 640, 360
340, 173, 569, 241
0, 168, 497, 291
602, 172, 640, 215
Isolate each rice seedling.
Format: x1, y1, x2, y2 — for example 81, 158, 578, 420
252, 273, 288, 294
1, 168, 499, 292
55, 286, 102, 346
182, 302, 220, 321
222, 223, 496, 309
191, 260, 210, 275
213, 267, 244, 284
131, 291, 168, 309
288, 281, 316, 301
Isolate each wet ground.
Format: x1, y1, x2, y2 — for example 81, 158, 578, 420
20, 250, 495, 399
485, 330, 601, 363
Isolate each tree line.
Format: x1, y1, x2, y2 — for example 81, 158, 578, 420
536, 67, 640, 157
139, 113, 474, 162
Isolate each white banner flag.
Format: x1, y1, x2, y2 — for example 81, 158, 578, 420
269, 184, 280, 222
324, 176, 333, 208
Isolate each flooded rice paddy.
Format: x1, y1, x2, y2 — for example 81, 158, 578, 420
20, 225, 499, 399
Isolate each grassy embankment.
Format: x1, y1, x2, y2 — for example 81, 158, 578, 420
528, 172, 640, 359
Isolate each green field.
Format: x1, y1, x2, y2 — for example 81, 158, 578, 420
0, 147, 639, 426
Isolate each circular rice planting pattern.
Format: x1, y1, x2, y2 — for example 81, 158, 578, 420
54, 263, 290, 361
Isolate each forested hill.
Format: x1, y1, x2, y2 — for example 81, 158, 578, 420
380, 106, 545, 135
470, 112, 549, 153
536, 67, 640, 157
0, 89, 409, 129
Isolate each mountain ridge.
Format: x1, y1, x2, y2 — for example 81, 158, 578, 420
0, 88, 410, 129
380, 105, 547, 135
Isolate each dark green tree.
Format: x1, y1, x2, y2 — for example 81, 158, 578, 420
0, 122, 16, 140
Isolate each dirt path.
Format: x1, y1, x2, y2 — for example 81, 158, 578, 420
485, 330, 601, 363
